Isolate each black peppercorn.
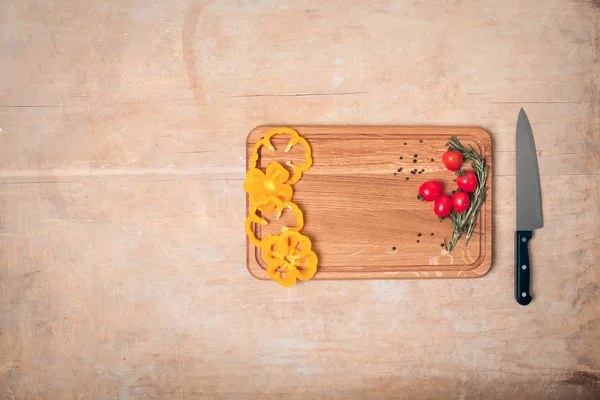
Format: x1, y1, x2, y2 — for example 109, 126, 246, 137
413, 160, 417, 163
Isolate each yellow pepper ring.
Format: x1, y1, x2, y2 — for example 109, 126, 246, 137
250, 128, 313, 185
262, 230, 318, 287
244, 162, 293, 213
250, 127, 300, 168
285, 135, 312, 185
244, 196, 304, 247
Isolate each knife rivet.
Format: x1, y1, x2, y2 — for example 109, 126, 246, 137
522, 237, 527, 242
522, 265, 527, 270
521, 292, 527, 297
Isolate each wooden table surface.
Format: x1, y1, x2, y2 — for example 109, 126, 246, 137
1, 1, 599, 399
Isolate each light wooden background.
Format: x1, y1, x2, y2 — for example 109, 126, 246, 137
1, 1, 599, 399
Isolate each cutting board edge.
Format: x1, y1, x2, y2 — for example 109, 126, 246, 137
246, 256, 493, 280
247, 124, 493, 142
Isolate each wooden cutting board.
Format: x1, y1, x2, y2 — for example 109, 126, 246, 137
246, 126, 493, 280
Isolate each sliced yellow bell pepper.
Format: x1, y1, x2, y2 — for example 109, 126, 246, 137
262, 230, 318, 287
244, 197, 304, 247
244, 161, 293, 212
250, 127, 313, 185
245, 127, 318, 287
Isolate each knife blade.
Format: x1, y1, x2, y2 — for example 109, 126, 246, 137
515, 108, 543, 306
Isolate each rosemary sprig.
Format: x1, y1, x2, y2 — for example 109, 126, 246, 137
446, 136, 488, 252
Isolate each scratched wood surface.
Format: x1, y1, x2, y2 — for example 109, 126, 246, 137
246, 126, 493, 280
1, 0, 599, 399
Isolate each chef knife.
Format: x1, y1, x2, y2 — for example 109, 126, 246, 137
515, 108, 543, 306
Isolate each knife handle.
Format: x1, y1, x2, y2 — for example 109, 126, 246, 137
515, 231, 533, 306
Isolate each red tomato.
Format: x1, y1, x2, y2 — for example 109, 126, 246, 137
418, 181, 443, 202
456, 171, 477, 193
452, 191, 471, 213
442, 151, 463, 171
433, 194, 453, 217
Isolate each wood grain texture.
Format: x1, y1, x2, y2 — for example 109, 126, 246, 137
1, 0, 599, 399
246, 126, 493, 280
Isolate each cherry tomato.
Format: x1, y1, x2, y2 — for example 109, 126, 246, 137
442, 151, 463, 171
452, 191, 470, 213
418, 181, 443, 202
433, 194, 453, 217
456, 171, 477, 193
